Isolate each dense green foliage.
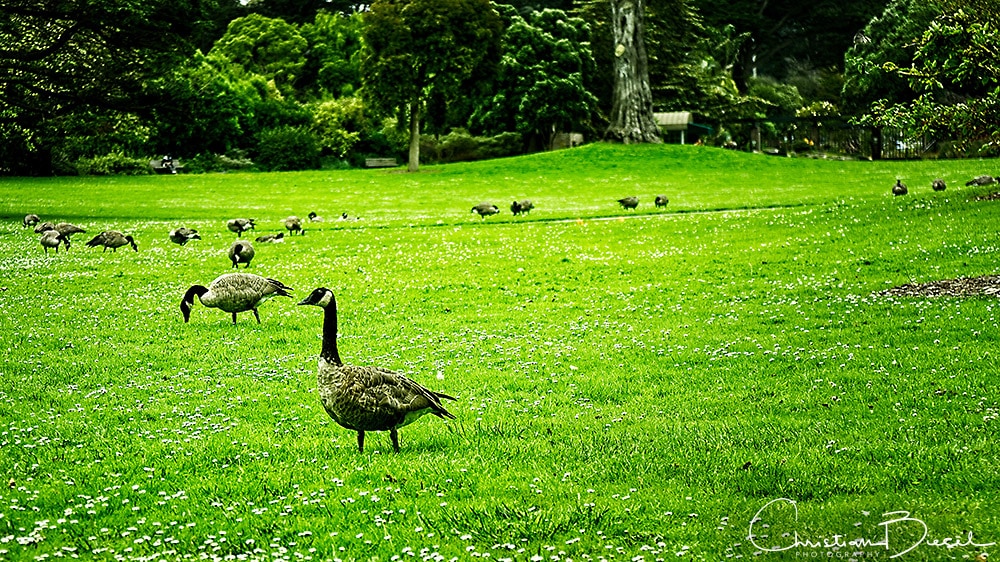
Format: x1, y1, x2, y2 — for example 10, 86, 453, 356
2, 145, 1000, 559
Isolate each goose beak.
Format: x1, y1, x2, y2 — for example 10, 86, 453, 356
297, 297, 311, 306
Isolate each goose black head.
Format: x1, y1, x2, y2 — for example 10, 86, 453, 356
298, 288, 334, 308
126, 235, 138, 252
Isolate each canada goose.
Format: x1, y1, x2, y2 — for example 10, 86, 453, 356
471, 203, 500, 218
965, 175, 996, 187
86, 231, 138, 252
169, 227, 201, 246
932, 178, 946, 191
298, 288, 456, 453
510, 200, 534, 216
53, 222, 86, 242
227, 218, 256, 235
655, 195, 669, 208
308, 212, 324, 222
255, 233, 284, 243
181, 273, 292, 324
229, 240, 255, 268
617, 196, 639, 209
339, 213, 359, 221
40, 230, 69, 254
34, 221, 56, 233
284, 216, 304, 235
23, 214, 40, 228
892, 179, 908, 196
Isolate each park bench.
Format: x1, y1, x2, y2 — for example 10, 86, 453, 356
364, 157, 398, 168
150, 158, 183, 174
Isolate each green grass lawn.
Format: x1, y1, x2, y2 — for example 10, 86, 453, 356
1, 144, 998, 561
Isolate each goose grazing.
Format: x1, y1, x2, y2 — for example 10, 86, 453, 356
86, 231, 138, 252
510, 200, 534, 216
40, 230, 69, 254
932, 178, 946, 192
54, 222, 87, 241
339, 212, 359, 221
655, 195, 669, 208
227, 218, 256, 235
965, 175, 996, 187
23, 214, 40, 228
298, 288, 456, 453
181, 273, 292, 324
228, 240, 255, 268
892, 179, 908, 196
617, 196, 639, 210
255, 232, 284, 243
308, 212, 324, 222
471, 202, 500, 218
169, 227, 201, 246
284, 216, 304, 235
34, 221, 56, 233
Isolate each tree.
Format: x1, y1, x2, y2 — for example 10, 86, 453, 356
210, 14, 310, 98
362, 0, 502, 172
0, 0, 204, 174
605, 0, 662, 143
471, 8, 598, 149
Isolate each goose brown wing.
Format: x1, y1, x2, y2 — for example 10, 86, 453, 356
322, 365, 455, 432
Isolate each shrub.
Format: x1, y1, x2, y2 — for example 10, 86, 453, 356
254, 126, 321, 171
183, 151, 256, 173
420, 129, 523, 164
75, 153, 152, 176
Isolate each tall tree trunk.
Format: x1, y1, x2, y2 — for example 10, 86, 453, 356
407, 99, 421, 172
605, 0, 661, 144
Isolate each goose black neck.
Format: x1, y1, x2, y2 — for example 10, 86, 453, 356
184, 285, 208, 304
321, 298, 343, 366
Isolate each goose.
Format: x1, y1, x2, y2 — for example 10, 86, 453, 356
40, 230, 69, 254
284, 216, 304, 235
181, 273, 292, 324
255, 233, 284, 243
892, 179, 908, 196
655, 195, 669, 208
86, 231, 138, 252
228, 240, 255, 268
932, 178, 946, 192
471, 203, 500, 218
169, 227, 201, 246
308, 212, 324, 222
510, 200, 534, 216
54, 222, 87, 241
298, 287, 456, 453
23, 214, 40, 228
227, 218, 256, 235
34, 221, 56, 233
965, 175, 996, 187
617, 196, 639, 209
339, 212, 359, 221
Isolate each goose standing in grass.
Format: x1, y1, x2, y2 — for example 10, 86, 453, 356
228, 240, 255, 268
284, 216, 304, 235
298, 287, 456, 453
86, 231, 138, 252
510, 200, 534, 216
932, 178, 947, 191
617, 196, 639, 209
965, 175, 996, 187
308, 212, 324, 222
892, 179, 908, 196
255, 232, 284, 243
227, 218, 256, 235
181, 273, 292, 324
40, 230, 69, 254
169, 227, 201, 246
654, 195, 669, 208
471, 203, 500, 218
23, 214, 40, 228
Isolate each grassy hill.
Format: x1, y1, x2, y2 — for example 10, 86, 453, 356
1, 144, 998, 560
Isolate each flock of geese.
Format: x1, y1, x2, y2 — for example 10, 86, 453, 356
892, 174, 996, 196
20, 174, 993, 451
23, 210, 454, 453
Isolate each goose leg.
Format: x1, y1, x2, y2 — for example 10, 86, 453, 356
231, 312, 238, 324
390, 428, 400, 453
357, 431, 365, 453
252, 309, 261, 323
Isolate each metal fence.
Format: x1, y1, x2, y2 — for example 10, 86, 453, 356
733, 118, 932, 160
